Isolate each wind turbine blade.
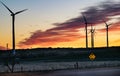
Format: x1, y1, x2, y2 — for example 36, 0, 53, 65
102, 19, 108, 27
88, 30, 91, 34
93, 28, 95, 32
104, 22, 107, 26
103, 20, 112, 27
108, 23, 112, 27
103, 21, 108, 27
15, 9, 28, 15
82, 14, 87, 24
0, 1, 13, 14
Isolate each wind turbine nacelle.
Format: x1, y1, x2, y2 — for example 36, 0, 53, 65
11, 14, 14, 16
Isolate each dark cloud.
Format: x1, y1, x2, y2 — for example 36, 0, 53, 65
86, 1, 120, 23
57, 1, 120, 26
19, 1, 120, 48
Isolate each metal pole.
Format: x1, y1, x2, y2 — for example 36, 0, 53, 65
12, 15, 15, 55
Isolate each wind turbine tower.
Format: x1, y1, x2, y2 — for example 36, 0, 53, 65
103, 21, 112, 48
82, 14, 88, 48
90, 24, 95, 48
0, 1, 27, 55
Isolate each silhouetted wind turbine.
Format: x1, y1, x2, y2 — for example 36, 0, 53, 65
0, 1, 27, 55
82, 13, 88, 48
103, 21, 112, 48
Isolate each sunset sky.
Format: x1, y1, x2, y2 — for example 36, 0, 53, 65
0, 0, 120, 50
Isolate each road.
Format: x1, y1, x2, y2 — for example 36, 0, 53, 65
38, 68, 120, 76
0, 68, 120, 76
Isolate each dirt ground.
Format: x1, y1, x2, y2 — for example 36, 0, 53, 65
0, 72, 45, 76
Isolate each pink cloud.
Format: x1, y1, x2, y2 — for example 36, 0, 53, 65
0, 45, 6, 50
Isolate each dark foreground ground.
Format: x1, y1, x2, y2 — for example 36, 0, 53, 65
1, 47, 120, 62
0, 68, 120, 76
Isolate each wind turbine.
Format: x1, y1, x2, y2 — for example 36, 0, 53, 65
103, 21, 112, 48
0, 1, 27, 55
82, 13, 88, 48
90, 24, 95, 48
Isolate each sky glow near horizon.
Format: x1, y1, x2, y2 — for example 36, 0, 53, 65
0, 0, 120, 50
